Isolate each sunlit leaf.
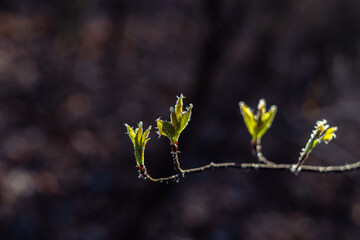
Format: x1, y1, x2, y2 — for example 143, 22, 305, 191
157, 119, 176, 141
257, 105, 277, 140
321, 126, 337, 143
170, 108, 178, 126
156, 95, 193, 145
239, 102, 256, 139
125, 122, 151, 167
240, 100, 277, 143
142, 125, 151, 143
301, 120, 338, 159
175, 95, 184, 117
125, 124, 135, 142
135, 122, 143, 145
178, 104, 193, 133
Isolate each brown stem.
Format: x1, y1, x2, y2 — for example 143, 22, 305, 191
251, 141, 275, 165
292, 152, 310, 175
141, 160, 360, 183
172, 150, 184, 177
139, 140, 360, 183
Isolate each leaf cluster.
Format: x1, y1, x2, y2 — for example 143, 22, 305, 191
156, 94, 193, 148
124, 96, 340, 180
239, 99, 277, 144
125, 122, 151, 169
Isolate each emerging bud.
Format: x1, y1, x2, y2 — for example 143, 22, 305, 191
294, 119, 338, 174
156, 94, 193, 147
125, 122, 151, 169
239, 99, 277, 144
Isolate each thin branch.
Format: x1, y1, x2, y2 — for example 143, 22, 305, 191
293, 151, 310, 174
171, 150, 185, 177
137, 121, 357, 183
252, 142, 275, 165
185, 161, 360, 173
141, 158, 360, 183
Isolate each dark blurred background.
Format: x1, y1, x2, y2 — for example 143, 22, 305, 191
0, 0, 360, 239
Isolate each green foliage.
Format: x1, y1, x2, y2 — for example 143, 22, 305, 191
156, 94, 193, 146
239, 99, 277, 143
301, 119, 338, 157
124, 122, 151, 168
123, 95, 348, 181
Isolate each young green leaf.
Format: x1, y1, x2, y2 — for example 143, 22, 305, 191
170, 108, 178, 126
125, 124, 136, 142
308, 120, 337, 150
296, 120, 335, 166
125, 122, 151, 169
157, 119, 176, 142
239, 102, 256, 138
175, 95, 183, 117
239, 99, 277, 143
178, 105, 192, 133
156, 95, 193, 147
293, 119, 338, 174
322, 126, 338, 143
257, 105, 277, 140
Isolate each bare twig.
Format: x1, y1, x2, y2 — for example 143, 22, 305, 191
252, 142, 275, 165
171, 150, 184, 177
140, 157, 360, 183
292, 151, 310, 174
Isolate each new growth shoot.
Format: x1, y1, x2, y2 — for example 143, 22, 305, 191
125, 95, 358, 184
